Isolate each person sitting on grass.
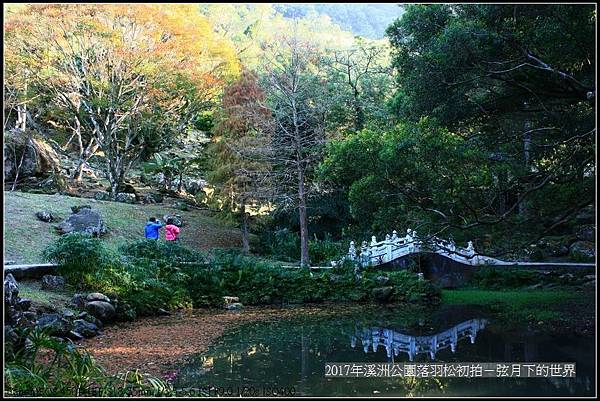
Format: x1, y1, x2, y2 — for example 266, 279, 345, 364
165, 218, 181, 242
144, 217, 163, 240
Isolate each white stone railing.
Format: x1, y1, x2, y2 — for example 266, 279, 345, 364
343, 229, 505, 268
351, 318, 488, 361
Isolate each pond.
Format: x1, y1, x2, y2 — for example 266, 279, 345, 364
172, 305, 595, 397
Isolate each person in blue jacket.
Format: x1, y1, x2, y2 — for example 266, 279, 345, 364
144, 217, 163, 240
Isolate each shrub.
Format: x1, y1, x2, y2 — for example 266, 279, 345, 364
309, 236, 345, 265
120, 239, 205, 264
43, 233, 120, 288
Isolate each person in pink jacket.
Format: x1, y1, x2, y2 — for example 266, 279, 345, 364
164, 218, 181, 241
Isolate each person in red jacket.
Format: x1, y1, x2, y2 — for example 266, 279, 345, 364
164, 218, 181, 241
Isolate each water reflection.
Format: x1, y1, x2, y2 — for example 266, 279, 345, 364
173, 306, 594, 397
351, 319, 488, 361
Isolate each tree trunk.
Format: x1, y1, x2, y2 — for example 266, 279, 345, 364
353, 90, 364, 131
298, 167, 310, 268
241, 198, 250, 254
178, 171, 184, 193
519, 109, 532, 215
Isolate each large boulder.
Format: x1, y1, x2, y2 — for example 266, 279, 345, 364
185, 179, 206, 195
41, 275, 65, 291
36, 313, 73, 337
35, 211, 55, 222
4, 274, 36, 330
85, 301, 116, 322
372, 286, 394, 303
55, 207, 107, 237
4, 129, 61, 181
86, 292, 111, 303
4, 273, 19, 306
115, 192, 136, 204
569, 241, 595, 261
72, 319, 100, 338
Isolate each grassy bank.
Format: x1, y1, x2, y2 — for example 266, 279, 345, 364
17, 279, 75, 315
442, 288, 595, 333
4, 191, 243, 263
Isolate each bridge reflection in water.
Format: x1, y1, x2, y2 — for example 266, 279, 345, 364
350, 319, 488, 361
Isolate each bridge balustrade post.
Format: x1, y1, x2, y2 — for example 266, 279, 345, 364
348, 241, 357, 260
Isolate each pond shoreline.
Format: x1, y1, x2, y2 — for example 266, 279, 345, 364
81, 304, 361, 378
81, 290, 595, 379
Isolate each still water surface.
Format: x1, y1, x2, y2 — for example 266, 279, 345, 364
173, 305, 594, 397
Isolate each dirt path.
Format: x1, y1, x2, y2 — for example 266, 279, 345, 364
81, 305, 341, 379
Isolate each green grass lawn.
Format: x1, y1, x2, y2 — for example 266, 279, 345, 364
17, 279, 75, 314
4, 191, 243, 263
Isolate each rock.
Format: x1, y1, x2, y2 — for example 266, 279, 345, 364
143, 193, 164, 204
372, 286, 394, 302
41, 275, 65, 291
559, 273, 574, 280
225, 303, 244, 311
82, 313, 103, 329
36, 313, 72, 337
157, 308, 171, 316
4, 130, 61, 181
71, 294, 87, 309
115, 192, 136, 204
86, 292, 111, 303
569, 241, 595, 261
35, 211, 54, 222
71, 205, 92, 214
576, 225, 595, 242
163, 214, 184, 227
62, 310, 75, 319
585, 274, 595, 280
67, 330, 85, 341
56, 207, 107, 237
17, 298, 32, 311
4, 273, 19, 305
223, 296, 240, 304
94, 191, 111, 201
22, 311, 37, 321
583, 279, 596, 287
85, 301, 116, 323
375, 276, 390, 286
328, 274, 343, 283
185, 179, 206, 195
72, 319, 100, 338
